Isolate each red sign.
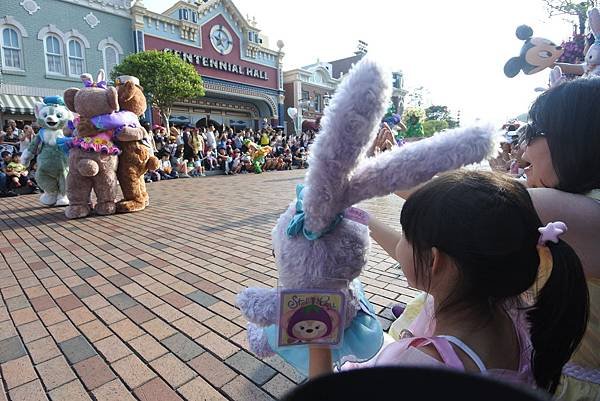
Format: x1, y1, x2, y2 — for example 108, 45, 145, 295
144, 15, 278, 90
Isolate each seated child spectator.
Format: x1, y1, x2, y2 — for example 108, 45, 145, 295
240, 152, 252, 173
0, 150, 17, 197
6, 153, 34, 189
217, 148, 231, 174
204, 146, 218, 171
157, 151, 178, 180
190, 155, 206, 177
282, 147, 293, 170
175, 151, 190, 178
293, 147, 307, 169
230, 149, 242, 175
145, 169, 160, 182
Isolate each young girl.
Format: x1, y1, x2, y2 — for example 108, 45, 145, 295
346, 171, 589, 395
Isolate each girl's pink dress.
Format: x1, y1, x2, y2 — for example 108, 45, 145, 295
344, 297, 536, 387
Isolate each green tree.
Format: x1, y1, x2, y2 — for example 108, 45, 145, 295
423, 119, 449, 137
542, 0, 597, 35
402, 107, 425, 138
111, 50, 205, 127
425, 105, 459, 129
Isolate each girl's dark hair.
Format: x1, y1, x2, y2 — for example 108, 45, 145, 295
400, 171, 589, 393
526, 77, 600, 193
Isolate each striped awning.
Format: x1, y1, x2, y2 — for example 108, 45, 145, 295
0, 94, 44, 114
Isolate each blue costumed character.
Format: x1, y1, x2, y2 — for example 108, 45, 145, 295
22, 96, 72, 206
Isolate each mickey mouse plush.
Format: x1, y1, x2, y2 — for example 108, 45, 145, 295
504, 25, 564, 77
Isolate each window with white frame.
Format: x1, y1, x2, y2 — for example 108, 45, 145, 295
67, 39, 85, 76
102, 45, 118, 74
45, 35, 64, 74
2, 27, 23, 70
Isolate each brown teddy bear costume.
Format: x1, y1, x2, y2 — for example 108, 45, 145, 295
114, 75, 159, 213
63, 71, 120, 219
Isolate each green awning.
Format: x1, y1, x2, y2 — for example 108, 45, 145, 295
0, 94, 43, 114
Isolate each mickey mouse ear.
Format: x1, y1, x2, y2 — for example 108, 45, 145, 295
504, 57, 523, 78
516, 25, 533, 40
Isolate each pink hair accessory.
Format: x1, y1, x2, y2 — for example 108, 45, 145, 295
538, 221, 567, 245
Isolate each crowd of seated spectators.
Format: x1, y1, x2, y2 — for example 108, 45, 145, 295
0, 119, 39, 197
144, 123, 315, 182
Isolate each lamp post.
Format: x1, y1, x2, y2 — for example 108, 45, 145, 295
297, 97, 313, 134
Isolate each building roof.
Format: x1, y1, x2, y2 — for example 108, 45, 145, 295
328, 53, 365, 79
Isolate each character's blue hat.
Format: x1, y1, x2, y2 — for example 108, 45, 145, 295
43, 96, 65, 106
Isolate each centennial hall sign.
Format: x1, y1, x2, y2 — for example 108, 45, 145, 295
163, 48, 269, 80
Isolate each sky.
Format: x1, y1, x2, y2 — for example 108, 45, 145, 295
142, 0, 581, 125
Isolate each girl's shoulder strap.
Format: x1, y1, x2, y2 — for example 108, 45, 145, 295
380, 336, 465, 370
438, 335, 487, 372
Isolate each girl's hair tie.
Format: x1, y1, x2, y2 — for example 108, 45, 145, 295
538, 221, 567, 245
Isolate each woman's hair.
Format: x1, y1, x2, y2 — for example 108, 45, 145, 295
526, 77, 600, 193
400, 170, 589, 393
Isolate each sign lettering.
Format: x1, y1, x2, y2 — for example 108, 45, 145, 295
163, 48, 268, 80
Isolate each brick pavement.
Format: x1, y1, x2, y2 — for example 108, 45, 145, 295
0, 170, 419, 401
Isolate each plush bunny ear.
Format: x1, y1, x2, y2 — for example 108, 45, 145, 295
549, 66, 564, 87
97, 69, 106, 83
589, 8, 600, 36
80, 73, 93, 86
302, 58, 391, 233
344, 125, 500, 208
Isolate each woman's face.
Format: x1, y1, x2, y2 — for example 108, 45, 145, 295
522, 137, 559, 188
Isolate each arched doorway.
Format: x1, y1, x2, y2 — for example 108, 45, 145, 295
195, 118, 223, 131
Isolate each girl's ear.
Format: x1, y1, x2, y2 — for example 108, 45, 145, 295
430, 247, 442, 274
430, 247, 457, 283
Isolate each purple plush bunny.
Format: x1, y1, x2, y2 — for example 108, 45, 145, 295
236, 58, 499, 371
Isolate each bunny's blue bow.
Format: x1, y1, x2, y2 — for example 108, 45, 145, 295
286, 184, 343, 240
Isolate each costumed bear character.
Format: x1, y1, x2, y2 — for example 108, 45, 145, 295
236, 58, 499, 375
63, 70, 120, 219
504, 25, 564, 77
556, 8, 600, 77
22, 96, 72, 207
90, 75, 159, 213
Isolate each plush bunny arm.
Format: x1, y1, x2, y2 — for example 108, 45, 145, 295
236, 287, 279, 327
303, 59, 390, 234
344, 125, 498, 207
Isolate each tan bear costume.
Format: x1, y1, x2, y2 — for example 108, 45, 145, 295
63, 71, 120, 219
114, 76, 159, 213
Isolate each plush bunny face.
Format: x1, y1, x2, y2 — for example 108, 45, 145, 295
586, 8, 600, 68
272, 204, 370, 291
586, 45, 600, 65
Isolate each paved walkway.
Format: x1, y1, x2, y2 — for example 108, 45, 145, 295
0, 170, 419, 401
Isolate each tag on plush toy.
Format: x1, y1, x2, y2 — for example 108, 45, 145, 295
278, 289, 345, 348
